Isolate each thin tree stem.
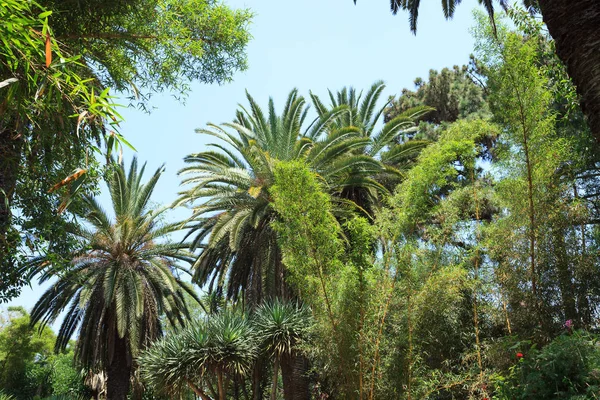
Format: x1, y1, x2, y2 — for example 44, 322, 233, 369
271, 357, 279, 400
217, 370, 225, 400
186, 379, 213, 400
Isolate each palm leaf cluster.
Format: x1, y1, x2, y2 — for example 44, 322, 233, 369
176, 82, 430, 304
380, 0, 539, 33
254, 299, 311, 360
310, 81, 433, 210
29, 158, 199, 371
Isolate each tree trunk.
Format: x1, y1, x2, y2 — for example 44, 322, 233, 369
217, 370, 225, 400
187, 379, 213, 400
291, 353, 310, 400
537, 0, 600, 140
0, 128, 22, 300
252, 357, 266, 400
280, 352, 310, 400
106, 336, 132, 400
281, 353, 295, 400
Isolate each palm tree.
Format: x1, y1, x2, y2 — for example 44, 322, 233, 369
309, 81, 432, 212
254, 300, 312, 400
29, 158, 200, 400
175, 89, 381, 305
140, 310, 258, 400
355, 0, 600, 142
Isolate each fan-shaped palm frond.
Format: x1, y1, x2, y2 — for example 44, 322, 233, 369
30, 158, 200, 400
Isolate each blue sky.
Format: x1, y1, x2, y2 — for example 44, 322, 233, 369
8, 0, 480, 319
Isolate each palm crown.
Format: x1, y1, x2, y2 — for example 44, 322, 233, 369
175, 85, 426, 305
309, 81, 433, 211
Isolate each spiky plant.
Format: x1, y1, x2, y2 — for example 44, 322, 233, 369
29, 158, 200, 400
253, 299, 312, 400
140, 310, 258, 400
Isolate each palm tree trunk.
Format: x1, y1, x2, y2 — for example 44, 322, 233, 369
537, 0, 600, 140
252, 357, 266, 400
291, 353, 310, 400
280, 353, 294, 400
106, 336, 132, 400
280, 352, 310, 400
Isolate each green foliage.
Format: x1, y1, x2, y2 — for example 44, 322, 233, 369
472, 10, 585, 335
384, 65, 489, 132
271, 161, 342, 306
0, 0, 124, 300
271, 160, 396, 398
387, 118, 499, 238
495, 331, 600, 399
50, 351, 85, 397
0, 0, 252, 301
0, 307, 55, 398
39, 0, 252, 102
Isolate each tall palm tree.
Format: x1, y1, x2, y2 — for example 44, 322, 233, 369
29, 158, 200, 400
175, 89, 381, 305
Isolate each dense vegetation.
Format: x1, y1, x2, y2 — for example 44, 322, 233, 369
2, 1, 600, 400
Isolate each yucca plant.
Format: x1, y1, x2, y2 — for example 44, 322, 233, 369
0, 392, 14, 400
29, 158, 200, 400
140, 310, 258, 400
254, 299, 312, 400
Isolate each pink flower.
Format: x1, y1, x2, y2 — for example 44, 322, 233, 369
565, 319, 574, 329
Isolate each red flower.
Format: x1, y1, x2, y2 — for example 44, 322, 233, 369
516, 352, 524, 358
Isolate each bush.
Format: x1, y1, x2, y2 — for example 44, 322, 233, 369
495, 330, 600, 399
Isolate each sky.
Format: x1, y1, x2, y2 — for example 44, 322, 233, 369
7, 0, 481, 323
